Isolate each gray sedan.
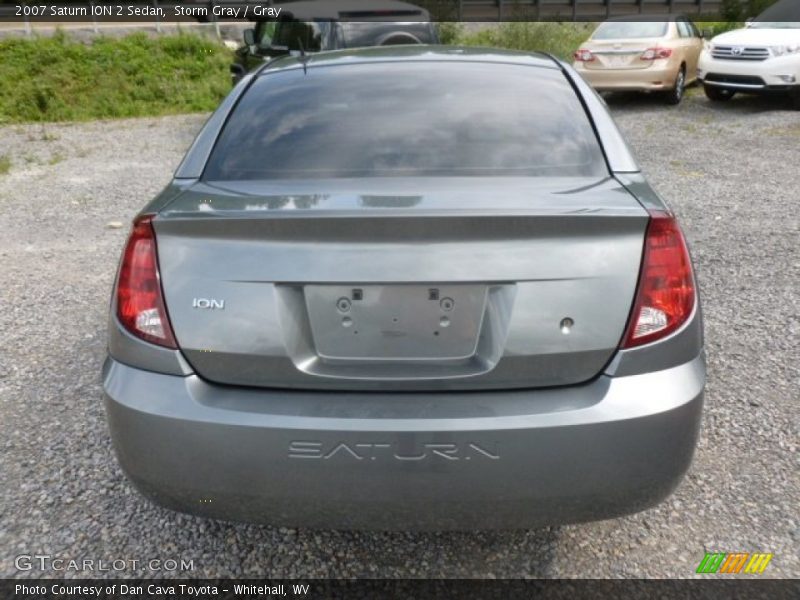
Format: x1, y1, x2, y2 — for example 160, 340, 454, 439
103, 46, 705, 530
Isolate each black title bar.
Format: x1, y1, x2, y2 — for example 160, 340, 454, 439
4, 579, 800, 600
0, 0, 798, 23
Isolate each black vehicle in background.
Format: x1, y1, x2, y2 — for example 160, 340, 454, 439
230, 1, 437, 83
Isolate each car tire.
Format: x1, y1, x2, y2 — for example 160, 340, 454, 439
665, 66, 686, 105
704, 84, 735, 102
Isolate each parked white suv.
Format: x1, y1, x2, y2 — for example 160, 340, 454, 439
698, 21, 800, 109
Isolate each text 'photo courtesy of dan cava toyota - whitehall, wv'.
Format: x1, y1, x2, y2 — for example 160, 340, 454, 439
0, 0, 798, 595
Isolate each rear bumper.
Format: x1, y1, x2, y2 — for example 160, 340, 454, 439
573, 63, 679, 92
103, 354, 705, 530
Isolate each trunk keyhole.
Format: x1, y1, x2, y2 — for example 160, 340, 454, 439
560, 318, 574, 334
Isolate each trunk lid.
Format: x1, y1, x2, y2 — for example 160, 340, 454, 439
584, 40, 653, 70
154, 177, 648, 391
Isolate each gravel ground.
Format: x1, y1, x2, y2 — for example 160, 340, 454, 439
0, 89, 798, 579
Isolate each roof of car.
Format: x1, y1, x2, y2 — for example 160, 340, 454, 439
258, 45, 560, 75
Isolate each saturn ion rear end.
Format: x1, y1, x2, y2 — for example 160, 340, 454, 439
103, 47, 705, 530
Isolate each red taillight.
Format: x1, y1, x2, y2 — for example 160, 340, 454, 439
116, 214, 177, 349
640, 47, 673, 61
574, 48, 595, 62
622, 210, 695, 348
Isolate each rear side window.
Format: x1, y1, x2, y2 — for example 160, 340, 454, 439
592, 21, 668, 40
204, 62, 608, 180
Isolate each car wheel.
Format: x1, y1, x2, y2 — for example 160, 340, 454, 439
704, 84, 735, 102
666, 67, 686, 105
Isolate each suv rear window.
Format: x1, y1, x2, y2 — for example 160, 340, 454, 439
340, 22, 437, 46
272, 21, 327, 51
204, 62, 608, 180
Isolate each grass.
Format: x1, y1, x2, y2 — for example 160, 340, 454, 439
2, 25, 597, 124
699, 21, 747, 37
0, 31, 233, 124
0, 22, 749, 125
0, 154, 10, 175
457, 22, 596, 61
453, 21, 746, 61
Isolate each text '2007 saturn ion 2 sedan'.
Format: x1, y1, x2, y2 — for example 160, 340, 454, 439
103, 47, 705, 530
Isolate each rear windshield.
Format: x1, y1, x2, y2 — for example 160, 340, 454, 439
592, 21, 668, 39
204, 62, 608, 180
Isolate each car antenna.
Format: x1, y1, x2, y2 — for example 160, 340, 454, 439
297, 37, 308, 75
